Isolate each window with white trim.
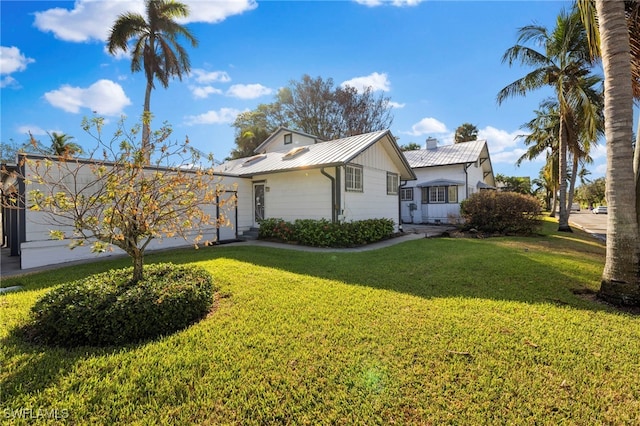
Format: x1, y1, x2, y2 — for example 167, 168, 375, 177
401, 188, 413, 201
429, 186, 446, 203
387, 172, 399, 195
284, 133, 292, 145
448, 186, 458, 203
421, 186, 459, 204
345, 164, 363, 192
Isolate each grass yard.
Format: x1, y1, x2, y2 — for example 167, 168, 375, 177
1, 220, 639, 424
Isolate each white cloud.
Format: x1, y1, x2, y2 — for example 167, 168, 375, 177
478, 126, 524, 153
1, 46, 35, 74
44, 79, 131, 116
103, 44, 130, 60
1, 46, 35, 88
491, 148, 529, 165
356, 0, 424, 7
0, 76, 18, 89
17, 125, 47, 136
405, 117, 448, 136
190, 85, 223, 99
182, 0, 258, 24
389, 101, 405, 109
191, 69, 231, 84
33, 0, 257, 42
595, 163, 607, 176
226, 84, 272, 99
341, 72, 390, 92
590, 142, 607, 160
184, 107, 243, 125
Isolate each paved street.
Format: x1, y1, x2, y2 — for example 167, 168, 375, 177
568, 209, 607, 241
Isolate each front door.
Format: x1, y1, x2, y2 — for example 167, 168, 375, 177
254, 183, 265, 226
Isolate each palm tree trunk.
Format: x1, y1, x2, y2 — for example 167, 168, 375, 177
557, 117, 572, 232
142, 80, 152, 164
597, 0, 640, 306
566, 154, 579, 214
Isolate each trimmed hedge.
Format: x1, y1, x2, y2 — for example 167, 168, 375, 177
25, 263, 214, 347
258, 218, 395, 247
460, 191, 542, 235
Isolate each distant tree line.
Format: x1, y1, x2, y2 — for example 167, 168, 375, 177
228, 75, 394, 159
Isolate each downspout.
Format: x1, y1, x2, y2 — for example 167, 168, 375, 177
320, 168, 337, 223
463, 163, 471, 200
399, 180, 409, 232
335, 166, 341, 221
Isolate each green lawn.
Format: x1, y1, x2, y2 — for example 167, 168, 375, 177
1, 221, 639, 424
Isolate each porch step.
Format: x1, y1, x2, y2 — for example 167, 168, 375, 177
240, 227, 260, 241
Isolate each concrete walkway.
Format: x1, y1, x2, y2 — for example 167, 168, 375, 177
0, 224, 454, 280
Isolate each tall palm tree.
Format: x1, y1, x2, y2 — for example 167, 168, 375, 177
517, 99, 560, 216
48, 132, 82, 157
107, 0, 197, 159
597, 0, 639, 305
577, 0, 640, 305
497, 8, 599, 232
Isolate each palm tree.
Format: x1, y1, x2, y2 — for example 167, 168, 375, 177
454, 123, 479, 143
497, 8, 598, 232
517, 99, 560, 216
48, 132, 82, 156
107, 0, 197, 160
596, 0, 639, 305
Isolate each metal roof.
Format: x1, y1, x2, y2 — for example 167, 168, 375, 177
403, 139, 488, 168
219, 130, 416, 179
416, 179, 465, 187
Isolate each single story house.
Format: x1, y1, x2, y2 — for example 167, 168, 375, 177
400, 137, 496, 224
1, 127, 416, 270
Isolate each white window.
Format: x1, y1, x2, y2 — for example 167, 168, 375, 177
429, 186, 446, 203
422, 186, 458, 204
401, 188, 413, 201
284, 133, 292, 145
387, 172, 399, 195
345, 164, 363, 192
448, 186, 458, 203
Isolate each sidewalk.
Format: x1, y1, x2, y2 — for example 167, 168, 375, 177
1, 225, 453, 280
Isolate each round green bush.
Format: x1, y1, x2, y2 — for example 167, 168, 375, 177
26, 263, 215, 347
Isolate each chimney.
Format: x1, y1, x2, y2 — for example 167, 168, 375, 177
426, 137, 438, 150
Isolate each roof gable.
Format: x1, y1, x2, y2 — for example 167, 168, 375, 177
404, 139, 495, 186
254, 127, 324, 154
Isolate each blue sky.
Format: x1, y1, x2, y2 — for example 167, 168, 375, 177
1, 0, 606, 181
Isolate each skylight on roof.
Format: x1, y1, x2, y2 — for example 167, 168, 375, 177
282, 146, 309, 160
242, 154, 266, 167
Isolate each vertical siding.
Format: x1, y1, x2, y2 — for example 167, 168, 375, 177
342, 143, 401, 228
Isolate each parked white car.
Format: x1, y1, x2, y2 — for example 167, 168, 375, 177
592, 206, 607, 214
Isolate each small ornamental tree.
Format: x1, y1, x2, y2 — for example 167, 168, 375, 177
17, 116, 233, 283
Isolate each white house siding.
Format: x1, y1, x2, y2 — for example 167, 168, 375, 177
257, 169, 332, 222
19, 158, 243, 270
341, 143, 402, 229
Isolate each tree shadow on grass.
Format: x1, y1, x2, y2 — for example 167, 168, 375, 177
187, 234, 617, 315
0, 331, 113, 408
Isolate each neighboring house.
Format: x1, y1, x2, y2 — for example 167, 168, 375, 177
400, 137, 495, 224
1, 128, 416, 270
